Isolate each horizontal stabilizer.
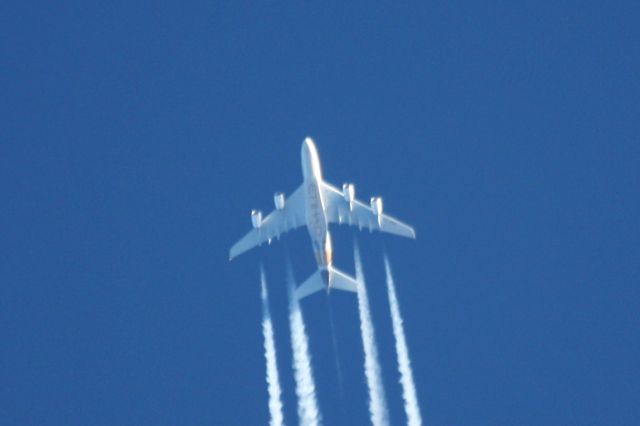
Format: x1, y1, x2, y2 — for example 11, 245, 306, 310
329, 266, 358, 293
295, 269, 324, 300
295, 266, 358, 301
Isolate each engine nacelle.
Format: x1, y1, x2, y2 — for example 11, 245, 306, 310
274, 192, 285, 210
251, 209, 262, 228
370, 197, 383, 216
342, 183, 355, 209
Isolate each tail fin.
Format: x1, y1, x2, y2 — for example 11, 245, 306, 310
295, 266, 358, 301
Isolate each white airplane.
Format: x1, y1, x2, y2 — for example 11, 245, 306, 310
229, 137, 415, 300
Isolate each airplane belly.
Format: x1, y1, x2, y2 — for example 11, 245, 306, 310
305, 179, 328, 265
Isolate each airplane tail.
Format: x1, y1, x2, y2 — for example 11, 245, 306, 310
295, 266, 359, 301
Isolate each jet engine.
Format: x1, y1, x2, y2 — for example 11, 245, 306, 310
342, 183, 355, 208
370, 197, 383, 216
274, 192, 285, 210
251, 209, 262, 228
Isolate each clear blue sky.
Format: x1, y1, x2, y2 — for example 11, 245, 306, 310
2, 2, 639, 425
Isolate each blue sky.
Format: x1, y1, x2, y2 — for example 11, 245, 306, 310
2, 2, 639, 425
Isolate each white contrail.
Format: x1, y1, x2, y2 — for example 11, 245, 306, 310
287, 266, 322, 426
354, 243, 389, 426
384, 255, 423, 426
260, 267, 285, 426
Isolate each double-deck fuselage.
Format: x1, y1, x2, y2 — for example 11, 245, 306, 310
301, 138, 332, 285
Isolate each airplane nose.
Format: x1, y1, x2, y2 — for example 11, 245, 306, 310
303, 137, 314, 152
301, 136, 320, 180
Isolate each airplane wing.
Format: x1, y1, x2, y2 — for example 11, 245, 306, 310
321, 181, 416, 239
229, 184, 306, 260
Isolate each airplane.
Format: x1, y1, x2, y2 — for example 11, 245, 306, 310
229, 137, 415, 300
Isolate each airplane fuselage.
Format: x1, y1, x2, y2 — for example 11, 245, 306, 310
301, 139, 332, 285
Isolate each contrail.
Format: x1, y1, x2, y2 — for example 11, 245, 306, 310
384, 255, 423, 426
287, 264, 322, 426
354, 242, 389, 426
326, 298, 345, 399
260, 267, 285, 426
